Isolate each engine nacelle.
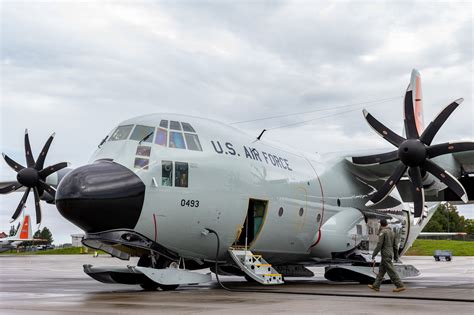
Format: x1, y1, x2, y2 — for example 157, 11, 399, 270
43, 167, 72, 203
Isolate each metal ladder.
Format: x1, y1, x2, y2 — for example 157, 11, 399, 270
228, 248, 284, 285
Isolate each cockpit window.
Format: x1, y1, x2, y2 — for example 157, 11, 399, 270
154, 120, 202, 151
169, 131, 186, 149
184, 133, 202, 151
175, 162, 188, 187
162, 161, 173, 186
130, 125, 155, 143
181, 122, 195, 133
136, 146, 151, 157
109, 125, 134, 141
159, 120, 168, 128
134, 158, 149, 170
155, 128, 168, 146
170, 121, 182, 130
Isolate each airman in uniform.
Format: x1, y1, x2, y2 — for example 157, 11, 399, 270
368, 218, 406, 292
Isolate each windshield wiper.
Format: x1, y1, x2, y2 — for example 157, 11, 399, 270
98, 135, 108, 148
139, 131, 154, 144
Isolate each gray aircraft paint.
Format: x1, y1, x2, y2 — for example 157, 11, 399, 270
90, 113, 402, 263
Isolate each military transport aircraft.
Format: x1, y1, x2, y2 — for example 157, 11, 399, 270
0, 215, 35, 253
1, 69, 473, 290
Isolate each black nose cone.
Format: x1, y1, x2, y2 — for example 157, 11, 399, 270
56, 161, 145, 233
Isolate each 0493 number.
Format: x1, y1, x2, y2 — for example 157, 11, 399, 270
180, 199, 199, 207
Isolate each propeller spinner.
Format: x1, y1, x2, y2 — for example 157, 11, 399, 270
354, 74, 473, 218
0, 130, 68, 224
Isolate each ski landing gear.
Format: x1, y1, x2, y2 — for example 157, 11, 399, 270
137, 254, 179, 291
83, 254, 212, 290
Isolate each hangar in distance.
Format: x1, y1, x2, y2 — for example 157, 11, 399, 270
1, 69, 473, 290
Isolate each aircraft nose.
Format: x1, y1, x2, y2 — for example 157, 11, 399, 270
56, 160, 145, 233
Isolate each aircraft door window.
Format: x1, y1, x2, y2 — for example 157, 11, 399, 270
155, 128, 168, 146
162, 161, 173, 186
170, 121, 182, 130
184, 133, 202, 151
175, 162, 188, 187
109, 125, 134, 141
169, 131, 186, 149
130, 125, 155, 143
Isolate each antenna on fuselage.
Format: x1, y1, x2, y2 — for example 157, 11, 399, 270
256, 129, 266, 140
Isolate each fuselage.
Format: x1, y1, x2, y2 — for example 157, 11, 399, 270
56, 114, 396, 263
0, 240, 22, 253
0, 215, 34, 253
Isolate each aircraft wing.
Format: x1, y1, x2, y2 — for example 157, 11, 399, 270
0, 181, 27, 193
419, 232, 467, 236
347, 150, 474, 204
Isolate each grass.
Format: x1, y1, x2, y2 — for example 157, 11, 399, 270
1, 247, 106, 255
405, 239, 474, 256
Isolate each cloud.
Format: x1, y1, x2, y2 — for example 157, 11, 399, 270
1, 1, 472, 243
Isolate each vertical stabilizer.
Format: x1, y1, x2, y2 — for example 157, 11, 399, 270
400, 203, 438, 256
405, 69, 425, 135
15, 215, 32, 240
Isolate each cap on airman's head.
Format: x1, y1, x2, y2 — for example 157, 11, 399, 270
380, 218, 388, 226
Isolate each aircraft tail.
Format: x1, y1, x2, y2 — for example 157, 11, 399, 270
14, 215, 33, 240
400, 203, 438, 256
404, 69, 425, 135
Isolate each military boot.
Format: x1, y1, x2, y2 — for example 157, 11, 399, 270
393, 286, 406, 292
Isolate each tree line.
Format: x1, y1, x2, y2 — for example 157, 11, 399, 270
423, 203, 474, 234
8, 225, 54, 245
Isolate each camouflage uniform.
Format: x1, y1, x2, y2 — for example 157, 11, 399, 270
371, 226, 404, 289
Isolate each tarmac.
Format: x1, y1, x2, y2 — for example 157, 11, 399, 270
0, 255, 472, 314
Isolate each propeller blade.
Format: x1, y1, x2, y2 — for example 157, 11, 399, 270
0, 182, 22, 194
423, 159, 468, 203
420, 98, 463, 145
38, 162, 69, 178
427, 141, 474, 158
24, 129, 36, 168
352, 150, 399, 165
35, 133, 56, 170
366, 162, 407, 206
403, 89, 419, 139
38, 180, 56, 199
408, 167, 425, 218
2, 153, 25, 172
33, 187, 42, 224
363, 109, 406, 147
11, 187, 31, 222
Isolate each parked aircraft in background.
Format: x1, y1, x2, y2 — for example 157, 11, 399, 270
0, 69, 473, 290
0, 215, 34, 253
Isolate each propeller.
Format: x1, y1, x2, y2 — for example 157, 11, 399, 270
1, 130, 68, 224
354, 82, 473, 217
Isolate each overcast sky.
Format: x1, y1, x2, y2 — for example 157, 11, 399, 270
1, 1, 472, 244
